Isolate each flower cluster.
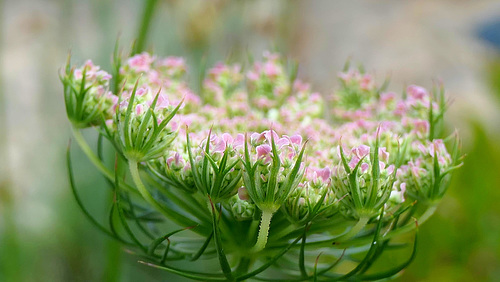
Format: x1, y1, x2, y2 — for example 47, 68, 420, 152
63, 51, 462, 281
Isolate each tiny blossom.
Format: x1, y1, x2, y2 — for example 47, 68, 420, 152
128, 52, 155, 72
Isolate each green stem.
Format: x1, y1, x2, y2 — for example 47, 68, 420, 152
271, 223, 298, 241
288, 206, 433, 250
143, 173, 211, 223
252, 209, 274, 253
333, 216, 370, 243
71, 127, 139, 196
129, 160, 164, 214
235, 257, 253, 276
417, 205, 437, 225
133, 0, 158, 54
128, 160, 207, 234
72, 126, 114, 180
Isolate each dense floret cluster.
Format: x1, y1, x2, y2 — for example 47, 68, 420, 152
62, 51, 462, 281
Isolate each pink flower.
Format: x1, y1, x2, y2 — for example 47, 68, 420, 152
289, 134, 303, 146
413, 119, 429, 138
233, 134, 245, 149
128, 52, 154, 72
160, 57, 185, 69
264, 62, 279, 77
135, 104, 144, 115
275, 137, 290, 149
407, 85, 428, 100
378, 147, 389, 162
318, 167, 331, 181
263, 51, 280, 61
263, 130, 279, 144
394, 101, 407, 116
221, 133, 233, 145
250, 132, 265, 144
156, 94, 170, 110
361, 163, 369, 173
293, 80, 310, 92
238, 187, 250, 201
360, 74, 374, 90
256, 144, 272, 163
380, 92, 396, 105
386, 164, 395, 175
167, 152, 184, 169
352, 145, 370, 159
248, 71, 259, 81
349, 156, 360, 169
213, 137, 227, 154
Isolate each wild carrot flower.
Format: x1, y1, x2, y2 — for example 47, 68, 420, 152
63, 51, 463, 281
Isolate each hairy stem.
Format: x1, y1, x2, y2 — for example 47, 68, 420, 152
252, 209, 274, 253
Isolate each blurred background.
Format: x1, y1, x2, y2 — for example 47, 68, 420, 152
1, 0, 500, 281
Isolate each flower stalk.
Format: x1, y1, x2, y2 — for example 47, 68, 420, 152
252, 209, 275, 253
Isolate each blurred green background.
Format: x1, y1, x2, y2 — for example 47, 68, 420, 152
1, 0, 500, 281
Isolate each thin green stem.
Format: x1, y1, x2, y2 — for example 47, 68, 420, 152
142, 173, 211, 223
128, 160, 208, 234
252, 209, 274, 253
129, 160, 168, 215
72, 126, 114, 180
287, 207, 429, 250
417, 205, 437, 225
271, 223, 298, 241
71, 126, 139, 196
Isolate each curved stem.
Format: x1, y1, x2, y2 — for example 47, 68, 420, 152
290, 205, 433, 250
331, 216, 370, 243
128, 160, 208, 234
72, 126, 114, 180
252, 210, 274, 253
271, 224, 298, 241
71, 126, 139, 195
417, 205, 437, 225
129, 160, 166, 214
142, 172, 211, 223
